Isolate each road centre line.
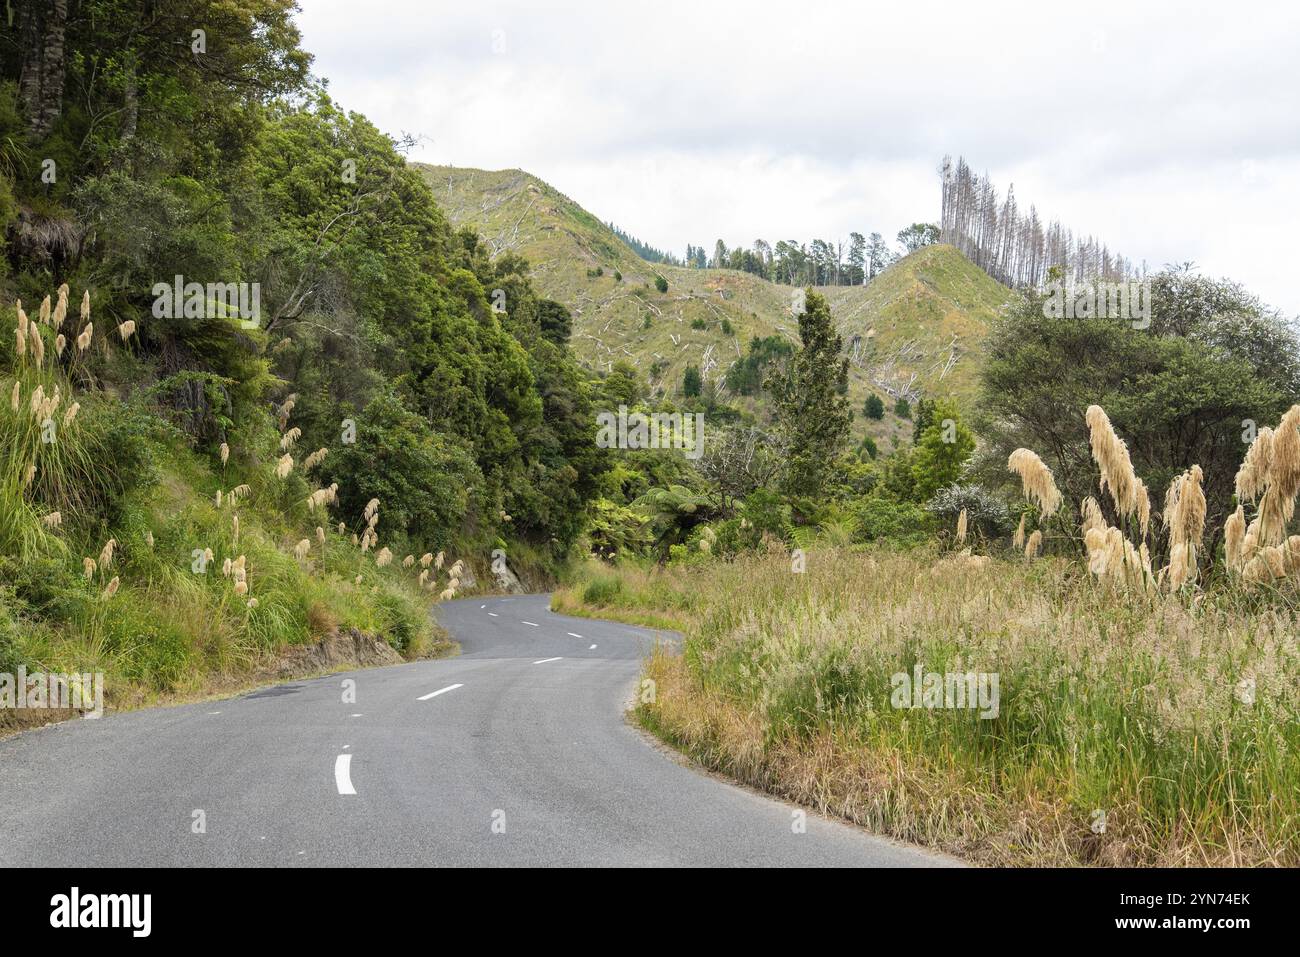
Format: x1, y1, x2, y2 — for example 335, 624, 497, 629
334, 754, 356, 795
417, 683, 464, 701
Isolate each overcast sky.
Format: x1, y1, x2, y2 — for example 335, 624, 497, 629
295, 0, 1300, 316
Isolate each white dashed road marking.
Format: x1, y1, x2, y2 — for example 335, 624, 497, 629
533, 657, 563, 665
488, 612, 498, 617
417, 683, 464, 701
522, 621, 540, 627
567, 632, 583, 639
335, 754, 356, 795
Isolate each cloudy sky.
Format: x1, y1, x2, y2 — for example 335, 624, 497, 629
295, 0, 1300, 316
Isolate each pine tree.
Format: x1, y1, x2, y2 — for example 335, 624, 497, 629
767, 290, 851, 498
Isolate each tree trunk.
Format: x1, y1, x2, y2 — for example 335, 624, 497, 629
20, 0, 69, 139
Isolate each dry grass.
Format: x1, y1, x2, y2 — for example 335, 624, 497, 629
559, 550, 1300, 866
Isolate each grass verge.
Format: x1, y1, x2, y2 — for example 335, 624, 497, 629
556, 551, 1300, 866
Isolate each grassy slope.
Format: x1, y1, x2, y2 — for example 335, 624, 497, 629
417, 164, 1016, 452
0, 332, 459, 726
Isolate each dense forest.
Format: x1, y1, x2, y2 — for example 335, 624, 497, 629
0, 1, 653, 695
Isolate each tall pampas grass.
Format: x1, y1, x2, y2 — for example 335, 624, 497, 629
1012, 514, 1026, 550
955, 508, 968, 545
1007, 448, 1062, 517
1224, 505, 1247, 572
280, 427, 301, 450
275, 454, 293, 479
1235, 426, 1273, 504
1024, 530, 1042, 559
1085, 405, 1150, 532
277, 394, 297, 428
1250, 405, 1300, 548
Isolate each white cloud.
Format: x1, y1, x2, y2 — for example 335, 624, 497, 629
296, 0, 1300, 315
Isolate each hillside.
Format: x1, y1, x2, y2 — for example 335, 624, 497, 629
418, 164, 1016, 451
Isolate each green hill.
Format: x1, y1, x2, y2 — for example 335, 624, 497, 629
418, 164, 1016, 451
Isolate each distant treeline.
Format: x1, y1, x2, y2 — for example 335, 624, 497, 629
609, 223, 683, 266
684, 226, 936, 287
940, 154, 1138, 288
613, 220, 941, 288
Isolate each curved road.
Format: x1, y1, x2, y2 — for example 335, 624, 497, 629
0, 594, 956, 867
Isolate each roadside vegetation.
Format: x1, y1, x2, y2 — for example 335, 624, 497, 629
555, 546, 1299, 866
0, 4, 608, 718
555, 270, 1300, 867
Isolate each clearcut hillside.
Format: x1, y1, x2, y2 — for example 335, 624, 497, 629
418, 164, 1016, 451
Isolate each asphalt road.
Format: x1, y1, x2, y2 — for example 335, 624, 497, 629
0, 594, 957, 867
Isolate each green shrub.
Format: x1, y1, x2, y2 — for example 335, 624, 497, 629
849, 495, 935, 547
582, 575, 624, 605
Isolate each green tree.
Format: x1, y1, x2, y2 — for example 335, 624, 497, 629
602, 361, 640, 407
863, 393, 885, 419
897, 223, 940, 252
974, 266, 1300, 553
654, 274, 669, 293
537, 299, 572, 344
910, 399, 975, 500
682, 365, 702, 398
330, 393, 484, 550
912, 397, 935, 441
767, 290, 851, 498
894, 397, 911, 418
